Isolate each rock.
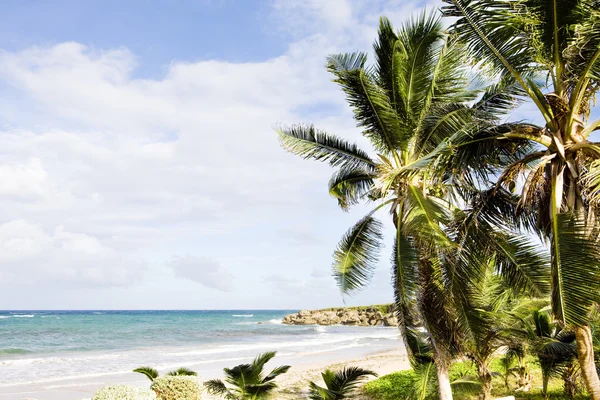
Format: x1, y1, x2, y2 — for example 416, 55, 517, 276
281, 305, 396, 327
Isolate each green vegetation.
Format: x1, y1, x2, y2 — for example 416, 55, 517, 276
91, 385, 157, 400
151, 376, 201, 400
363, 356, 591, 400
277, 1, 600, 399
308, 366, 377, 400
203, 351, 290, 399
133, 366, 197, 382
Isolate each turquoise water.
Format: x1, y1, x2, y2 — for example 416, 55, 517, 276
0, 310, 400, 386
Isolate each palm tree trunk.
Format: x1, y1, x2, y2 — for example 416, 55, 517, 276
436, 361, 453, 400
476, 361, 492, 400
542, 371, 550, 400
575, 325, 600, 400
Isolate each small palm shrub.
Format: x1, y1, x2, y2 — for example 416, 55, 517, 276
151, 376, 201, 400
204, 351, 290, 399
309, 366, 377, 399
92, 385, 156, 400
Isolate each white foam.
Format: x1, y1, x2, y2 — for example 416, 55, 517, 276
268, 319, 282, 324
11, 314, 35, 318
314, 326, 327, 333
232, 314, 253, 317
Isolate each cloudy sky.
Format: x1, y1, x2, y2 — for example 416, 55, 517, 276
2, 0, 587, 310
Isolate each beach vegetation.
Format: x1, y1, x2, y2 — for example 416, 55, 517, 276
133, 366, 197, 382
307, 366, 377, 399
150, 375, 201, 400
203, 351, 290, 399
92, 385, 157, 400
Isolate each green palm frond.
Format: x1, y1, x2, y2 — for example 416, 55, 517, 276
552, 213, 600, 326
332, 213, 383, 295
327, 55, 404, 156
277, 124, 376, 171
262, 365, 291, 383
328, 167, 376, 211
166, 367, 197, 376
133, 366, 159, 382
204, 379, 236, 400
309, 367, 376, 400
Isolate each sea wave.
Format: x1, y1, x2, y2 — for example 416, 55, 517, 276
232, 314, 253, 317
268, 319, 282, 324
11, 314, 35, 318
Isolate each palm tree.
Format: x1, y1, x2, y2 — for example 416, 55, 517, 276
308, 367, 377, 400
133, 366, 197, 382
442, 1, 600, 397
525, 309, 578, 398
278, 13, 545, 400
203, 351, 290, 400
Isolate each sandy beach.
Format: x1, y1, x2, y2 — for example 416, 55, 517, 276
0, 346, 409, 400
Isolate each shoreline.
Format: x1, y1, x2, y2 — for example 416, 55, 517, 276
0, 346, 409, 400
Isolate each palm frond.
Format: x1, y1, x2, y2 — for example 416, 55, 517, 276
204, 379, 236, 399
133, 366, 159, 382
277, 124, 376, 171
166, 367, 197, 376
262, 365, 291, 383
328, 167, 376, 211
332, 213, 384, 295
552, 213, 600, 325
327, 54, 405, 155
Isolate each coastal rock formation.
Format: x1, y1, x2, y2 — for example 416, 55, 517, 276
282, 306, 399, 327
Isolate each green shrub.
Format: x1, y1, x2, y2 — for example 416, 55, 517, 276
362, 370, 417, 400
151, 375, 201, 400
92, 385, 156, 400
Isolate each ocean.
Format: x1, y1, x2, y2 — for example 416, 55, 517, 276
0, 310, 401, 389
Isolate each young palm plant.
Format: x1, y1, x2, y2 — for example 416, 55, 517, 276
525, 309, 578, 398
278, 13, 545, 400
308, 367, 377, 400
133, 366, 197, 382
442, 1, 600, 397
203, 351, 290, 400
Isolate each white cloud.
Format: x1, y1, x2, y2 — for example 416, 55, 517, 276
0, 0, 443, 308
168, 255, 233, 292
0, 220, 143, 287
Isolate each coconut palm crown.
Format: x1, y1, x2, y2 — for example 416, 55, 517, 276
442, 1, 600, 396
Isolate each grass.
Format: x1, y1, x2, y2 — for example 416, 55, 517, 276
362, 357, 589, 400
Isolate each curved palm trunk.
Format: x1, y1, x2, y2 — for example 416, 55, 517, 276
436, 361, 453, 400
575, 325, 600, 400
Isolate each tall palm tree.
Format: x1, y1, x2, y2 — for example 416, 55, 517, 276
308, 367, 377, 400
203, 351, 290, 400
442, 1, 600, 397
278, 14, 544, 400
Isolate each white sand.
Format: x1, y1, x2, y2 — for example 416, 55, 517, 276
0, 346, 409, 400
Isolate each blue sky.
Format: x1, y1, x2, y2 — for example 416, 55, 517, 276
0, 0, 595, 310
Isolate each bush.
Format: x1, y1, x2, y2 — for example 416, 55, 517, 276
151, 375, 201, 400
92, 385, 156, 400
362, 370, 417, 400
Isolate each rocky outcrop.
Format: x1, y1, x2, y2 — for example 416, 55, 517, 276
282, 305, 398, 327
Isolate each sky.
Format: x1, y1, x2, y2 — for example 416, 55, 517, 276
0, 0, 596, 310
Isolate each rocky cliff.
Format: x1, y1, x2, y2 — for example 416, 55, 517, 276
282, 305, 398, 327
